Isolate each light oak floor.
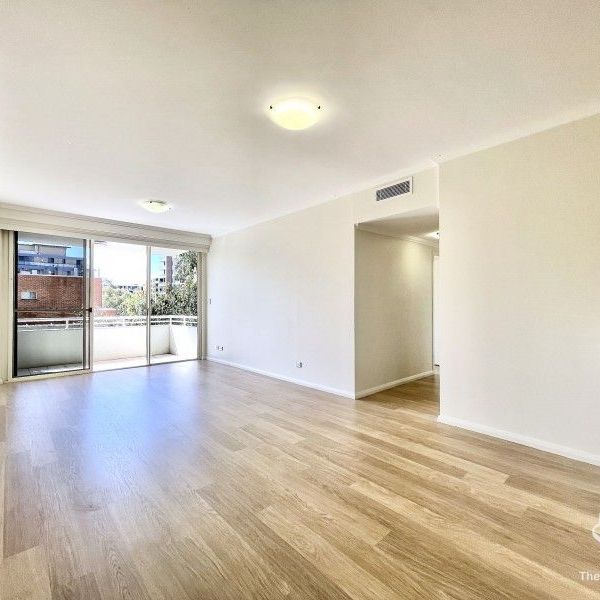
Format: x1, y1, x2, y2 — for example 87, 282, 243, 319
1, 361, 600, 599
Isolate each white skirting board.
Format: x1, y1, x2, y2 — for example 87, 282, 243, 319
206, 356, 355, 398
437, 414, 600, 467
354, 370, 435, 399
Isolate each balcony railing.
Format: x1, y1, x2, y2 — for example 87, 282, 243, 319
17, 315, 198, 330
16, 315, 199, 371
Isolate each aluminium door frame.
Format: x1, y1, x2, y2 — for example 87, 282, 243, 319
9, 231, 93, 382
7, 238, 206, 381
198, 251, 206, 360
89, 240, 151, 372
91, 244, 203, 371
146, 244, 151, 365
88, 239, 95, 369
147, 247, 204, 365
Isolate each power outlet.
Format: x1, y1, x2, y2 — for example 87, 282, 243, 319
215, 345, 224, 351
296, 361, 303, 368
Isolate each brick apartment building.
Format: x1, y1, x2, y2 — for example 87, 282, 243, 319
16, 239, 173, 318
15, 238, 113, 318
17, 274, 103, 317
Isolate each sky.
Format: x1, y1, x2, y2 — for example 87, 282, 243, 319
93, 242, 179, 285
18, 233, 180, 285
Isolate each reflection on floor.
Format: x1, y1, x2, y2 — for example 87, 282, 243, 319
16, 353, 182, 376
16, 363, 85, 377
93, 353, 180, 371
3, 364, 600, 599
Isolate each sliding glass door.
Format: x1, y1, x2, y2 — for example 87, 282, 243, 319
12, 234, 200, 377
13, 232, 90, 377
92, 241, 148, 371
150, 247, 198, 364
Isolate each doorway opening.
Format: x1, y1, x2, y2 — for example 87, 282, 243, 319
354, 206, 439, 407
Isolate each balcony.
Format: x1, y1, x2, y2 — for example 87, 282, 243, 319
16, 315, 198, 376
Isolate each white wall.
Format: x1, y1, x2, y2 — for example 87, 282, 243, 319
94, 325, 188, 361
169, 325, 198, 359
17, 324, 197, 368
207, 196, 356, 396
439, 113, 600, 462
432, 255, 440, 366
93, 326, 149, 362
352, 167, 438, 223
17, 328, 84, 368
206, 168, 439, 398
355, 229, 433, 395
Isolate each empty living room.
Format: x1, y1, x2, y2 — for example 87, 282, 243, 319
2, 1, 600, 599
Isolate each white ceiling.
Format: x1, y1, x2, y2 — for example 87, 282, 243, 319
2, 1, 600, 236
358, 207, 439, 244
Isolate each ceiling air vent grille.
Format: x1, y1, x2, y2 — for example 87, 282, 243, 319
376, 177, 412, 201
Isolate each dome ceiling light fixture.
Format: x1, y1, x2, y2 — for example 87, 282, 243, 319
139, 199, 172, 213
268, 98, 322, 130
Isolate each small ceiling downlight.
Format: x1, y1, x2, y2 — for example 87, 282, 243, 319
139, 199, 172, 213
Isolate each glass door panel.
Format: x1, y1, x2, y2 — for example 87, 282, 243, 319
92, 241, 148, 371
14, 232, 88, 377
150, 247, 198, 364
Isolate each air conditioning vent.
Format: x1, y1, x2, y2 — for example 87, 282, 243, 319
376, 177, 412, 201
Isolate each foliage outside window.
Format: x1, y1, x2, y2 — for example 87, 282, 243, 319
103, 251, 198, 317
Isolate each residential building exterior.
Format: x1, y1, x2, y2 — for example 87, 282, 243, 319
152, 255, 173, 292
16, 241, 103, 317
17, 241, 84, 276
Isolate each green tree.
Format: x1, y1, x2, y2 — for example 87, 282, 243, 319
102, 251, 198, 318
103, 286, 146, 316
152, 251, 198, 316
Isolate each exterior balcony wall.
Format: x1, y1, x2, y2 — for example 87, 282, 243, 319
16, 317, 197, 369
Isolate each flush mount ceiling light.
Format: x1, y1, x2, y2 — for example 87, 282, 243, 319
139, 199, 172, 213
268, 98, 322, 130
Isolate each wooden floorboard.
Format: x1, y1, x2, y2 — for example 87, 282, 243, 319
1, 362, 600, 599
